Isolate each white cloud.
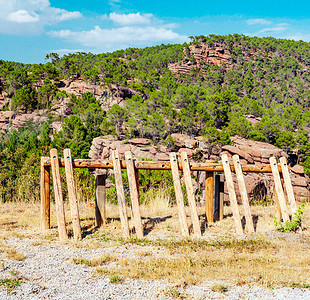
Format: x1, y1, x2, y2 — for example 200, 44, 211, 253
106, 12, 153, 26
49, 23, 188, 52
7, 10, 39, 23
0, 0, 82, 35
246, 18, 272, 26
258, 23, 289, 33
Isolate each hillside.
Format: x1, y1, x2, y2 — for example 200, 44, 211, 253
0, 34, 310, 202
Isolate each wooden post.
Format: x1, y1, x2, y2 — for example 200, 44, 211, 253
221, 154, 243, 236
125, 151, 144, 238
205, 172, 214, 224
112, 150, 130, 238
50, 149, 68, 242
279, 157, 297, 215
40, 157, 50, 231
169, 153, 189, 237
269, 157, 289, 222
64, 149, 82, 241
219, 174, 224, 221
214, 174, 220, 221
95, 173, 107, 227
232, 155, 255, 233
180, 152, 201, 237
274, 187, 282, 220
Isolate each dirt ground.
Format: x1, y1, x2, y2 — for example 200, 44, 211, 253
1, 200, 310, 290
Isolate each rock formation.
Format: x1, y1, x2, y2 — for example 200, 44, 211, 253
89, 134, 310, 204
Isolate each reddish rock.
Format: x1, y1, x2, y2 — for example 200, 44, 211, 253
178, 148, 193, 157
222, 145, 254, 163
291, 165, 305, 175
156, 153, 170, 161
128, 138, 150, 146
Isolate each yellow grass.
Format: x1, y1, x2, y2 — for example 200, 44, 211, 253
0, 199, 310, 288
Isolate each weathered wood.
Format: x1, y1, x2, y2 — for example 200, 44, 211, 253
125, 151, 144, 238
214, 174, 220, 221
269, 157, 289, 222
274, 186, 282, 220
221, 154, 244, 236
181, 152, 201, 237
169, 153, 189, 237
219, 174, 224, 221
205, 172, 214, 224
40, 158, 50, 231
64, 149, 82, 241
232, 155, 255, 233
279, 157, 297, 215
50, 149, 68, 242
112, 150, 130, 238
95, 173, 107, 227
42, 157, 283, 173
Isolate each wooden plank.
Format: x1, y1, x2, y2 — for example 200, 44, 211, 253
219, 174, 224, 221
274, 186, 282, 220
169, 152, 189, 237
40, 157, 50, 231
50, 149, 68, 242
63, 149, 82, 241
221, 154, 244, 236
112, 150, 130, 238
269, 157, 289, 222
279, 157, 297, 215
180, 152, 201, 237
95, 173, 107, 227
205, 172, 214, 224
214, 174, 220, 221
232, 155, 255, 233
42, 157, 283, 173
125, 151, 144, 238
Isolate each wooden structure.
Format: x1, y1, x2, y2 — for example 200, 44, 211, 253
41, 149, 297, 240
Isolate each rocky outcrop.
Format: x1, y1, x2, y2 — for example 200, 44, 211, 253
89, 134, 310, 203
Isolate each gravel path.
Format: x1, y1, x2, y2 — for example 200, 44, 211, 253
1, 237, 310, 299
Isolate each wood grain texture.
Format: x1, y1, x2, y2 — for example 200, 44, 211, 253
180, 152, 201, 237
279, 157, 297, 215
125, 151, 144, 238
221, 154, 244, 236
95, 173, 107, 227
112, 150, 130, 238
269, 157, 289, 222
42, 157, 282, 173
169, 152, 189, 237
64, 149, 82, 241
232, 155, 254, 233
50, 149, 68, 242
40, 157, 50, 231
205, 172, 214, 224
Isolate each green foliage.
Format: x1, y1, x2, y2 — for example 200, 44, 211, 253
274, 203, 305, 232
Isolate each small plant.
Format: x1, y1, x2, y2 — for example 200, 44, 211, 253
0, 278, 22, 290
109, 273, 123, 284
274, 203, 305, 232
211, 283, 228, 293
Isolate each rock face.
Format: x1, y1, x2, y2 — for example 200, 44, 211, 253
89, 134, 310, 203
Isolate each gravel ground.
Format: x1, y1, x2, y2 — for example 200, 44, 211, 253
1, 237, 310, 300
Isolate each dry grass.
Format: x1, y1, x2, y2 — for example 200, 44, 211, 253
0, 200, 310, 288
0, 242, 25, 261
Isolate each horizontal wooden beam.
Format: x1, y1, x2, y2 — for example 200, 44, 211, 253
41, 157, 282, 173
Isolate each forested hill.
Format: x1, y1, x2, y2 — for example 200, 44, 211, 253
1, 34, 310, 201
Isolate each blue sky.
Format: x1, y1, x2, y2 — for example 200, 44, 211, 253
0, 0, 309, 63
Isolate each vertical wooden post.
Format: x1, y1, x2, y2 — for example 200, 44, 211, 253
269, 157, 289, 222
95, 173, 107, 227
214, 174, 220, 221
232, 155, 254, 233
205, 172, 214, 224
274, 187, 282, 220
279, 157, 297, 215
50, 149, 68, 242
219, 174, 224, 221
169, 153, 189, 237
64, 149, 82, 241
221, 154, 243, 236
112, 150, 130, 238
40, 157, 50, 231
125, 151, 144, 238
180, 152, 201, 237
